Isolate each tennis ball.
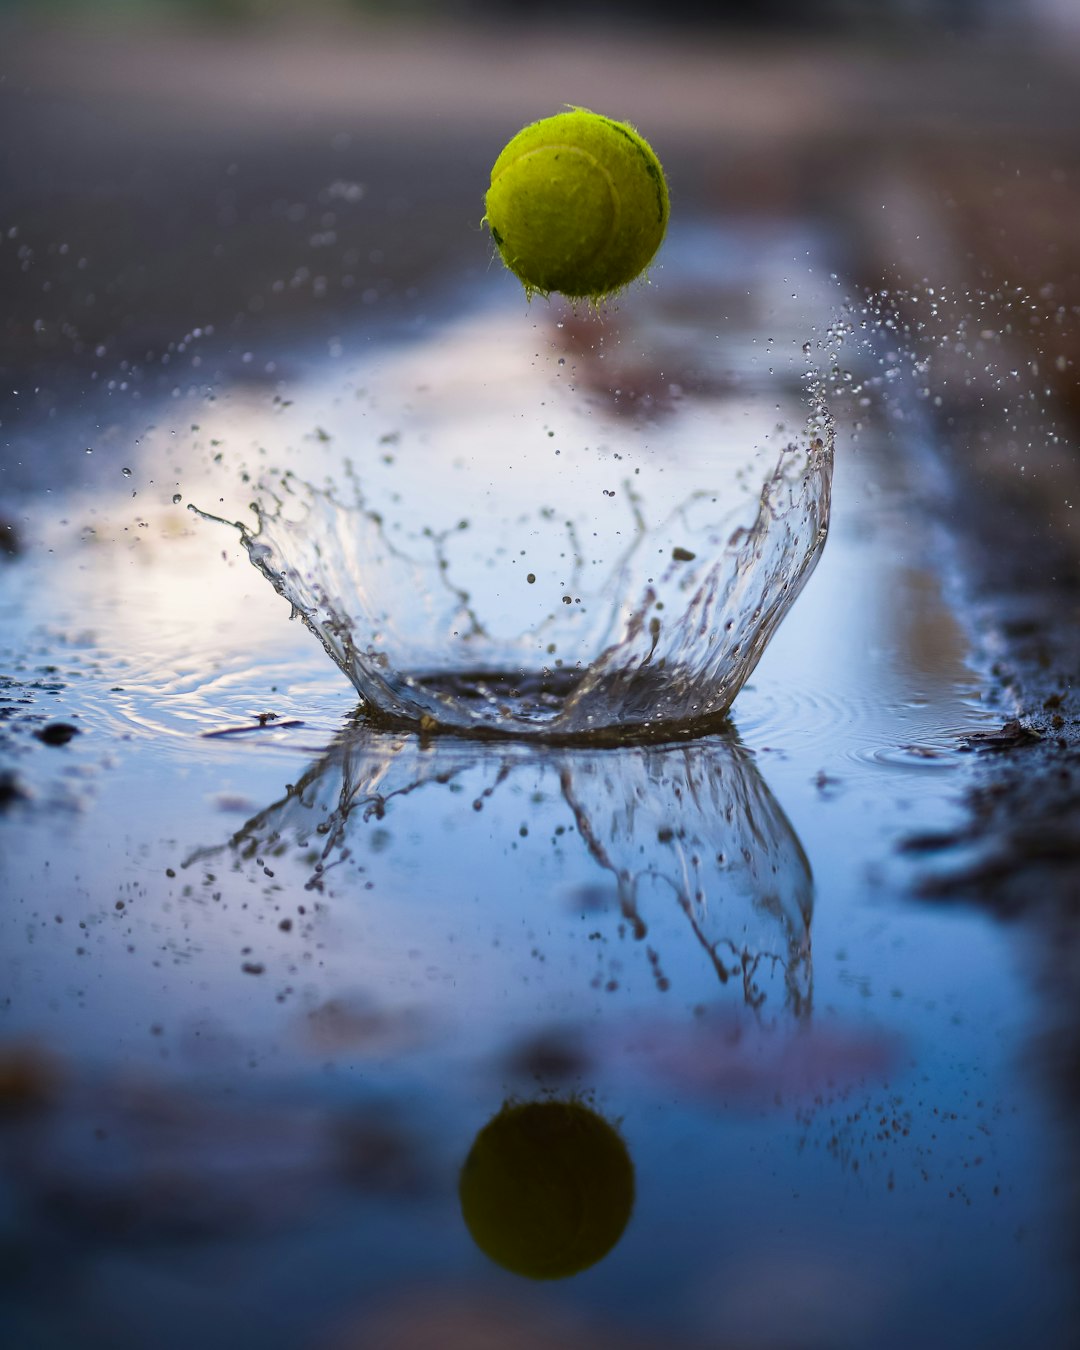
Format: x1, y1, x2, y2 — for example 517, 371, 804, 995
484, 108, 669, 302
458, 1098, 635, 1280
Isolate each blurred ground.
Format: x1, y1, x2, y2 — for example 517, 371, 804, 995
2, 13, 1079, 379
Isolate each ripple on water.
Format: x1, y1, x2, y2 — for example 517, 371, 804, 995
736, 680, 990, 774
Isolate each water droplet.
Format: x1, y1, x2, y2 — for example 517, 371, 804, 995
122, 467, 132, 477
172, 493, 182, 504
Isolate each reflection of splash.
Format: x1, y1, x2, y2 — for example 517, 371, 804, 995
561, 742, 813, 1014
188, 726, 813, 1014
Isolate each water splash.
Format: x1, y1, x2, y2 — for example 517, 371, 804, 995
202, 305, 837, 739
221, 440, 826, 739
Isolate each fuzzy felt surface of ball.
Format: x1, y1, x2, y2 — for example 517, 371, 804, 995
458, 1098, 635, 1280
484, 108, 669, 301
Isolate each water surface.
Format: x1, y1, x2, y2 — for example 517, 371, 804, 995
0, 224, 1071, 1348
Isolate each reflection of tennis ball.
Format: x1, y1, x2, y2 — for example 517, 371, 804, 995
483, 109, 669, 301
459, 1098, 634, 1280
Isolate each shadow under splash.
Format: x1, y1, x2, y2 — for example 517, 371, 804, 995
190, 725, 814, 1016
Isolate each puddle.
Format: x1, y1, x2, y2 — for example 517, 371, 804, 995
0, 222, 1073, 1347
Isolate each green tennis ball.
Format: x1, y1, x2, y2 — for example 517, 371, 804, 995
484, 108, 669, 302
458, 1098, 635, 1280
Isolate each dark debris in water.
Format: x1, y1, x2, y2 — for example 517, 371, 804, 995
0, 516, 21, 558
958, 719, 1042, 753
33, 721, 81, 747
0, 662, 98, 810
202, 715, 305, 739
0, 770, 30, 810
502, 1027, 593, 1085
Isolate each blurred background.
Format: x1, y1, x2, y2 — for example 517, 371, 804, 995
4, 4, 1080, 1349
4, 0, 1079, 547
2, 0, 1079, 401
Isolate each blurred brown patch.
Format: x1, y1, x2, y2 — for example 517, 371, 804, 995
301, 994, 430, 1056
0, 1041, 62, 1114
325, 1289, 705, 1350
